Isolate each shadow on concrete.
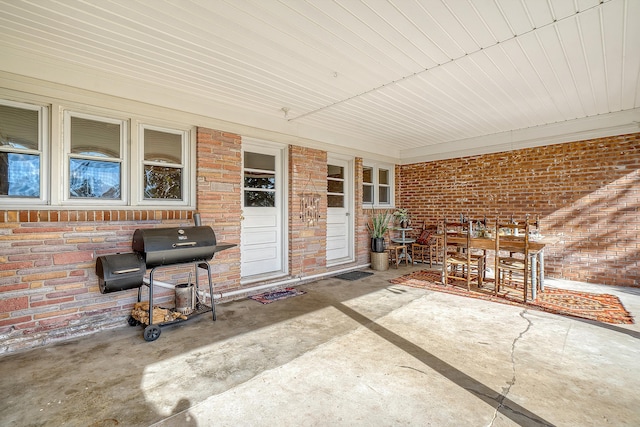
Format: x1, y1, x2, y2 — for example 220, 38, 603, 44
331, 300, 554, 426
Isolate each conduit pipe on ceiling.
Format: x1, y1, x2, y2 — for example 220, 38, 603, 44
142, 263, 372, 301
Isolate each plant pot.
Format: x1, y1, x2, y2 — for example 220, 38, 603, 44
370, 251, 389, 271
371, 237, 385, 253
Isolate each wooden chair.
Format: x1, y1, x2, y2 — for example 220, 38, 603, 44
442, 220, 482, 290
386, 233, 407, 268
411, 222, 439, 267
494, 218, 530, 302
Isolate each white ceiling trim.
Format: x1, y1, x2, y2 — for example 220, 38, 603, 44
400, 108, 640, 164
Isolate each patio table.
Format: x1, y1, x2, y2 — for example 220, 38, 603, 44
444, 234, 549, 299
392, 227, 415, 263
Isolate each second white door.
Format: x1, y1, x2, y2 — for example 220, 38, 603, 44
326, 157, 354, 265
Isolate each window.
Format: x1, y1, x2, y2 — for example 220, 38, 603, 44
327, 164, 344, 208
0, 100, 47, 201
141, 126, 186, 201
243, 151, 276, 207
378, 167, 391, 204
66, 113, 124, 200
1, 94, 194, 208
362, 161, 394, 207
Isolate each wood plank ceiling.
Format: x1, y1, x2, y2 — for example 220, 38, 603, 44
0, 0, 638, 162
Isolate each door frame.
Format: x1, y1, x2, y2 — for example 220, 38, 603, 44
240, 138, 288, 283
327, 154, 355, 266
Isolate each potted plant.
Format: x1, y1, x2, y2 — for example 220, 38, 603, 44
367, 210, 392, 253
394, 208, 410, 228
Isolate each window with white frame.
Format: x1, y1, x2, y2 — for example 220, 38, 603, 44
1, 95, 194, 208
0, 100, 47, 201
362, 161, 394, 207
66, 112, 125, 201
141, 125, 186, 201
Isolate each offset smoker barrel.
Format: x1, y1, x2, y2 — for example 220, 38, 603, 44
132, 226, 217, 267
96, 253, 145, 293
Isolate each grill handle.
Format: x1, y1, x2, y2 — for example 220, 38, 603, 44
113, 268, 142, 274
173, 242, 197, 247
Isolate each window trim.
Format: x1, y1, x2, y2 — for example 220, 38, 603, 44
63, 110, 128, 206
0, 99, 49, 205
362, 161, 395, 208
136, 122, 193, 207
0, 92, 196, 209
327, 163, 345, 208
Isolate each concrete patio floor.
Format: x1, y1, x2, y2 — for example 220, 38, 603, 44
1, 264, 639, 427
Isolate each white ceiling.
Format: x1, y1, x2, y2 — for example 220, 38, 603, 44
1, 0, 639, 163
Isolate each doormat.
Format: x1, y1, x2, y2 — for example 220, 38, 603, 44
334, 271, 374, 281
248, 287, 306, 304
389, 270, 634, 325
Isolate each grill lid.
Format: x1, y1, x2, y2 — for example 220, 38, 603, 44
132, 226, 217, 267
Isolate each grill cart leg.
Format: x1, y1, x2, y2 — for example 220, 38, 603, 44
197, 261, 216, 321
148, 267, 157, 326
128, 285, 143, 326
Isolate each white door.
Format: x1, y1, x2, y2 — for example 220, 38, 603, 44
241, 142, 286, 279
326, 157, 354, 265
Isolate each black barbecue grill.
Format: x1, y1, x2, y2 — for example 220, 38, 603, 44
95, 224, 235, 342
132, 226, 217, 267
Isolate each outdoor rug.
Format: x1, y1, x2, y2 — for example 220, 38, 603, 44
248, 287, 306, 304
389, 270, 634, 324
334, 271, 374, 281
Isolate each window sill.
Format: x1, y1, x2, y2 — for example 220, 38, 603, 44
0, 209, 194, 223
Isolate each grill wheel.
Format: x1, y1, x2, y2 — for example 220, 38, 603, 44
143, 324, 162, 342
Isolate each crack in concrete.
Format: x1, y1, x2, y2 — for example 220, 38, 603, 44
488, 310, 533, 427
398, 365, 428, 375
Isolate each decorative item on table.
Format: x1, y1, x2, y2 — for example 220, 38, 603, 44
529, 229, 543, 241
528, 214, 543, 240
474, 220, 491, 238
393, 208, 411, 228
367, 210, 392, 253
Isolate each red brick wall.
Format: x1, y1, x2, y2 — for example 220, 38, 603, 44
195, 128, 242, 292
289, 146, 327, 276
0, 128, 243, 353
399, 132, 640, 287
11, 125, 635, 352
0, 217, 187, 352
1, 128, 375, 353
